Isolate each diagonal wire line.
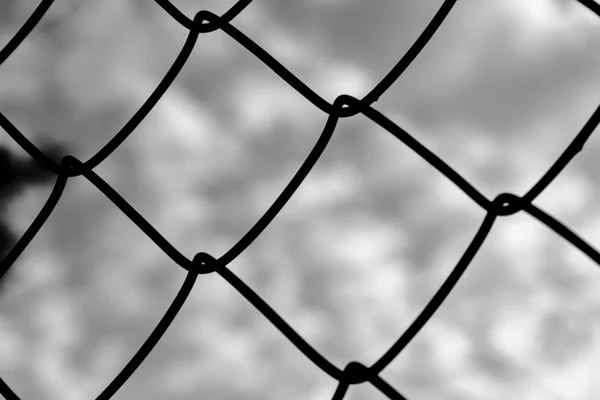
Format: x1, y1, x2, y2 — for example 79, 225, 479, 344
0, 0, 54, 65
0, 0, 599, 399
576, 0, 600, 17
523, 202, 600, 265
59, 156, 193, 270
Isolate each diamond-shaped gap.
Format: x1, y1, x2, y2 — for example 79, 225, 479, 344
0, 166, 193, 400
109, 29, 331, 264
202, 107, 487, 396
378, 209, 600, 399
121, 0, 455, 271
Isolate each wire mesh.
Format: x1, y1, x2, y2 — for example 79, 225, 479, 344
1, 0, 600, 399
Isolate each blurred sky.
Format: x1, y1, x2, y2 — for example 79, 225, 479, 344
1, 1, 600, 399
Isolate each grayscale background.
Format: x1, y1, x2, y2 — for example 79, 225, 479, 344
1, 0, 600, 399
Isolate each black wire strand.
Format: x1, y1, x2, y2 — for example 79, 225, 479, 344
0, 0, 599, 399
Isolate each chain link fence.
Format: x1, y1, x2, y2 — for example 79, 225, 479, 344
1, 0, 600, 399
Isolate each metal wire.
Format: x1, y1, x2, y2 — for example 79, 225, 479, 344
1, 0, 600, 399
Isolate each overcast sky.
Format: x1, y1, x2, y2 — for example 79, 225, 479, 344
1, 1, 600, 400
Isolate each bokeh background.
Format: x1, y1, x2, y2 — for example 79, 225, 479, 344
1, 0, 600, 399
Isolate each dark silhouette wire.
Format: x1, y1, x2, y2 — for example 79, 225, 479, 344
1, 0, 600, 399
